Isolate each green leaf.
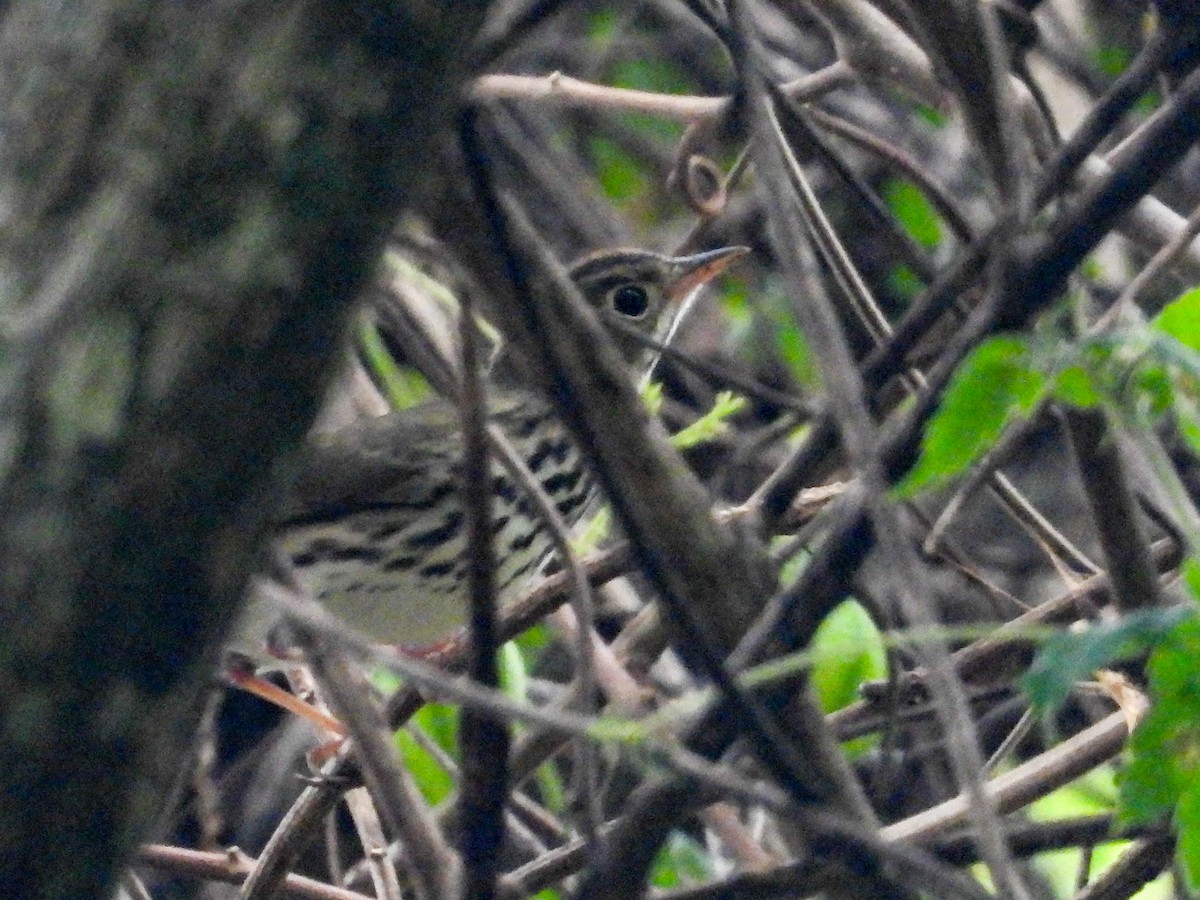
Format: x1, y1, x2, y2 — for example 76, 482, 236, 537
533, 754, 567, 815
776, 540, 811, 586
1053, 365, 1101, 408
670, 391, 747, 450
915, 103, 947, 128
358, 318, 431, 410
1153, 286, 1200, 353
1116, 611, 1200, 883
498, 640, 528, 701
591, 136, 651, 205
586, 9, 618, 42
514, 621, 551, 657
884, 179, 942, 249
1140, 373, 1175, 419
641, 380, 664, 415
1183, 558, 1200, 601
756, 282, 821, 388
1095, 44, 1131, 77
1179, 782, 1200, 889
810, 600, 887, 714
1024, 607, 1191, 715
1119, 704, 1179, 827
396, 703, 459, 804
650, 832, 711, 888
775, 319, 820, 388
887, 263, 924, 303
1176, 402, 1200, 457
895, 336, 1045, 496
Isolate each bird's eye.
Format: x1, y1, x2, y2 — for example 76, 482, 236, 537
611, 284, 650, 319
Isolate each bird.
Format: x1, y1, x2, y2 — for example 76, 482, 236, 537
239, 245, 748, 662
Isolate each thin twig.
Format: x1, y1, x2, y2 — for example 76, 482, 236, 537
880, 712, 1133, 845
298, 626, 462, 900
140, 844, 375, 900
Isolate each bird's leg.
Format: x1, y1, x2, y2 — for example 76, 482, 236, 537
223, 652, 348, 737
223, 637, 463, 760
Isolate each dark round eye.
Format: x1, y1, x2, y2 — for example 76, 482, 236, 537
611, 284, 650, 319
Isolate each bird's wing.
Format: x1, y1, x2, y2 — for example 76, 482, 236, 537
276, 391, 548, 526
277, 400, 463, 525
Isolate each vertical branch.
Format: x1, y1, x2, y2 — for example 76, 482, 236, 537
456, 109, 509, 900
1063, 408, 1164, 612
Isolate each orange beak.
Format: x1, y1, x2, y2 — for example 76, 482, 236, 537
664, 246, 750, 303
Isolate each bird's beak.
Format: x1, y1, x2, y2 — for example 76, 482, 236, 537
664, 246, 750, 303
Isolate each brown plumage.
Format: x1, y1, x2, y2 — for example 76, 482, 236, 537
251, 246, 747, 650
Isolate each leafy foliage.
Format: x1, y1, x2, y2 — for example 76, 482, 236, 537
901, 286, 1200, 497
896, 336, 1047, 495
1023, 607, 1192, 715
1118, 612, 1200, 888
903, 281, 1200, 887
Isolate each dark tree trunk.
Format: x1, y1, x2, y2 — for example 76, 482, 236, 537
0, 2, 487, 896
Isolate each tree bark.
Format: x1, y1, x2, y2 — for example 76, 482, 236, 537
0, 2, 486, 895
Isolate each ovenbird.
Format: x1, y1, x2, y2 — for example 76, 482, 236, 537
259, 245, 747, 652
